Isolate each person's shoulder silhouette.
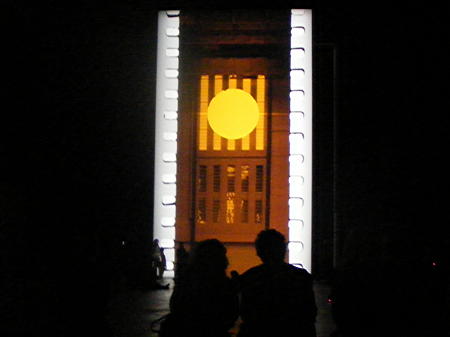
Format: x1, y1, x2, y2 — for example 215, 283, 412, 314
238, 229, 317, 337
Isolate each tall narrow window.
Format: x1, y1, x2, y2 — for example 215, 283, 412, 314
256, 75, 265, 150
213, 200, 220, 223
213, 75, 223, 150
198, 165, 207, 192
256, 165, 264, 192
198, 198, 206, 224
226, 193, 235, 224
241, 78, 252, 150
255, 200, 263, 224
227, 75, 237, 150
227, 165, 236, 192
213, 165, 221, 192
241, 165, 249, 192
241, 199, 249, 223
199, 75, 209, 150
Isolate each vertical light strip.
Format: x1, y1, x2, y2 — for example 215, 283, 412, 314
213, 75, 223, 150
256, 75, 265, 150
199, 75, 209, 150
227, 76, 237, 150
153, 10, 180, 277
241, 78, 252, 150
289, 9, 312, 272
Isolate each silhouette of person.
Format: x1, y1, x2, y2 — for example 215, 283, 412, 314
162, 239, 239, 337
236, 229, 317, 337
152, 239, 164, 279
174, 242, 189, 282
159, 246, 167, 279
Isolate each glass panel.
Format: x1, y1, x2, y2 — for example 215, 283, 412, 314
241, 78, 251, 150
199, 75, 209, 150
213, 165, 221, 192
197, 198, 206, 224
227, 165, 236, 192
241, 199, 248, 223
256, 75, 265, 150
255, 200, 263, 224
213, 75, 223, 150
256, 165, 264, 192
241, 165, 249, 192
226, 192, 235, 224
213, 200, 220, 223
198, 165, 207, 192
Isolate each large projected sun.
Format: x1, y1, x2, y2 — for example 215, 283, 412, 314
207, 89, 259, 140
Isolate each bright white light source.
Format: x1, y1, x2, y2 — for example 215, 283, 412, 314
162, 152, 177, 162
290, 70, 305, 90
164, 248, 175, 264
165, 90, 178, 99
166, 48, 179, 57
289, 133, 304, 155
163, 132, 177, 141
161, 217, 175, 227
166, 28, 179, 37
162, 195, 176, 205
154, 11, 180, 279
289, 111, 304, 133
288, 241, 304, 264
165, 69, 179, 78
289, 9, 312, 272
162, 174, 176, 184
289, 154, 304, 176
291, 48, 305, 69
160, 239, 175, 249
164, 111, 178, 120
289, 176, 304, 197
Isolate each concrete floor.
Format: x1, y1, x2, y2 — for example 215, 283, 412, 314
106, 278, 336, 337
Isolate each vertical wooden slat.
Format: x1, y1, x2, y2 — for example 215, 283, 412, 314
227, 75, 237, 150
213, 75, 223, 150
241, 78, 252, 150
199, 75, 209, 150
256, 75, 265, 150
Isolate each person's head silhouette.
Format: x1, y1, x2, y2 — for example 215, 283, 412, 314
255, 229, 286, 264
189, 239, 229, 276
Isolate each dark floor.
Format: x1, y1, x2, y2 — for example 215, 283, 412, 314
106, 278, 336, 337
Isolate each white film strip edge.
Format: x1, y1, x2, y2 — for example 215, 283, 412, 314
289, 9, 312, 272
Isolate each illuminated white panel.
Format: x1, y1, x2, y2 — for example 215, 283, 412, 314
161, 217, 175, 227
288, 241, 305, 266
288, 176, 304, 198
162, 195, 176, 205
291, 48, 305, 69
289, 111, 304, 133
164, 248, 175, 271
289, 220, 304, 239
162, 153, 176, 163
289, 154, 304, 176
160, 238, 175, 249
154, 10, 180, 278
289, 9, 312, 272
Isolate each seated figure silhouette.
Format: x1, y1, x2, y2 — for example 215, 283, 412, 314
236, 229, 317, 337
163, 239, 239, 337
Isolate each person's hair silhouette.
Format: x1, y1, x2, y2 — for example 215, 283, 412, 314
255, 228, 286, 263
162, 239, 238, 337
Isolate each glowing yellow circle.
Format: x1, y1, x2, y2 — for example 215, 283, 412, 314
207, 89, 259, 140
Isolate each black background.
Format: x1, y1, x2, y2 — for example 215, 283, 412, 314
3, 2, 449, 335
